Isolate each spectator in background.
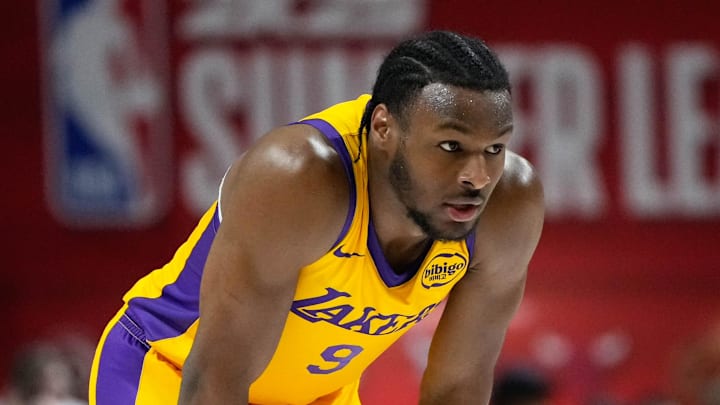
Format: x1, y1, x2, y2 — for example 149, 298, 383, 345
492, 366, 552, 405
0, 343, 86, 405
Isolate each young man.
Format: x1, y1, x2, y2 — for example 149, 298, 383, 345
89, 30, 544, 405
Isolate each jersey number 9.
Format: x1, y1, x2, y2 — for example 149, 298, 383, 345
307, 344, 364, 374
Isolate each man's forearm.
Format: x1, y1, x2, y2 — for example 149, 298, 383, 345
178, 349, 251, 404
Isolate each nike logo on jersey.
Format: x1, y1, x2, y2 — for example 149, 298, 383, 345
333, 245, 364, 258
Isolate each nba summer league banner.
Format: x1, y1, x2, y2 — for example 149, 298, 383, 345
40, 1, 720, 229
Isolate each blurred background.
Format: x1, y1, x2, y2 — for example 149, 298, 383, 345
2, 0, 720, 404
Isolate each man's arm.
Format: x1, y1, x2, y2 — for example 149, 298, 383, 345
178, 125, 348, 404
419, 152, 545, 404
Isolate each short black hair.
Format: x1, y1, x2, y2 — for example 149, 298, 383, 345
359, 30, 510, 139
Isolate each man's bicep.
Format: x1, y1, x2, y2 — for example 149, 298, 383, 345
186, 187, 310, 386
181, 128, 348, 401
196, 137, 344, 352
193, 223, 303, 374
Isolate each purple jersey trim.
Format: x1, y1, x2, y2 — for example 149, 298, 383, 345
94, 320, 147, 403
124, 206, 220, 341
369, 220, 476, 288
293, 119, 357, 248
367, 219, 431, 288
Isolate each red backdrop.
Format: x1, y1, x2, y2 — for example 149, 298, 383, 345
2, 1, 720, 403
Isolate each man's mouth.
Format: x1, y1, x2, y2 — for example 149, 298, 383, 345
445, 203, 481, 222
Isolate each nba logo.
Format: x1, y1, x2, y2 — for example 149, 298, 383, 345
39, 0, 170, 228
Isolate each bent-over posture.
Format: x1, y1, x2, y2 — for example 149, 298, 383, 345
89, 30, 545, 405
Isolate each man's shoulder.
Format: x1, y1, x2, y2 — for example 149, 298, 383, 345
485, 151, 544, 213
229, 121, 351, 219
219, 123, 352, 265
500, 151, 541, 192
467, 151, 544, 270
240, 123, 347, 187
476, 151, 544, 236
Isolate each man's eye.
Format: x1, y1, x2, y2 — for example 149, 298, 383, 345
486, 144, 505, 155
439, 141, 460, 152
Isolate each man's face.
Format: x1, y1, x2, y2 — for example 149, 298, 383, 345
387, 83, 513, 241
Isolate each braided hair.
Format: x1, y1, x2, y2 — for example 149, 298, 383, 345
357, 31, 510, 160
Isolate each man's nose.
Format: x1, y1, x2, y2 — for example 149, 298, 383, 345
458, 154, 491, 189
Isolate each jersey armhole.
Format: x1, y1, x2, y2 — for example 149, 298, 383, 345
291, 119, 357, 249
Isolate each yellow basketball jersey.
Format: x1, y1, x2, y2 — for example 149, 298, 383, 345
120, 95, 475, 404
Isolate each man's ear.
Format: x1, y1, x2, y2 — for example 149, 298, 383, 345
370, 103, 391, 142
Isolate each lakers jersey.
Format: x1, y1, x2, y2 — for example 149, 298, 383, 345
119, 95, 476, 404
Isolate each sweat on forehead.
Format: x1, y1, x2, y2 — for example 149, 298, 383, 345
409, 83, 513, 126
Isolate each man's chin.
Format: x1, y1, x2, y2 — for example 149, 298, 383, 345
407, 208, 476, 242
425, 221, 477, 242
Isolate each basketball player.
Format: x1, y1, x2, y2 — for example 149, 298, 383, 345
89, 31, 544, 404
